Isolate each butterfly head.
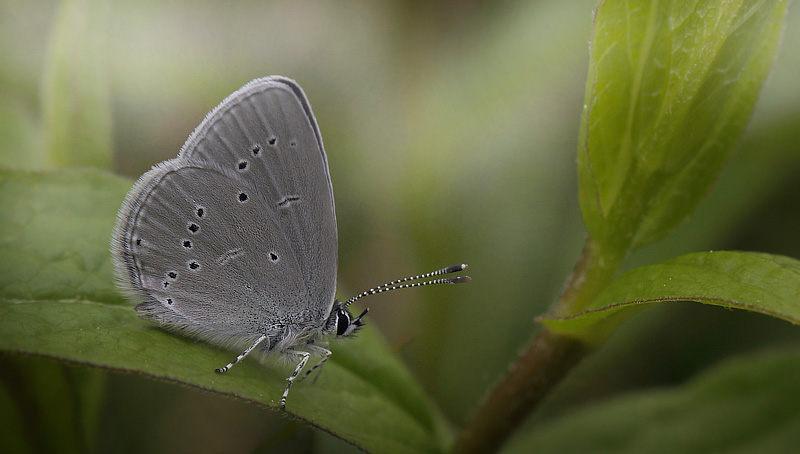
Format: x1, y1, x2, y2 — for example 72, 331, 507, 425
327, 301, 368, 338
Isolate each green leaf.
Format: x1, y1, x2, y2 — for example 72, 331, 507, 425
41, 0, 112, 169
0, 169, 127, 304
541, 251, 800, 343
0, 169, 449, 454
506, 348, 800, 453
578, 0, 788, 253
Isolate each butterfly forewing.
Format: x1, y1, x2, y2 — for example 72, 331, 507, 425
113, 77, 338, 350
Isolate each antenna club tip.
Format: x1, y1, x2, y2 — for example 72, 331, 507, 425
445, 263, 468, 273
449, 276, 472, 284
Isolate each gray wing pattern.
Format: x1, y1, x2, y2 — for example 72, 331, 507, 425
112, 77, 338, 350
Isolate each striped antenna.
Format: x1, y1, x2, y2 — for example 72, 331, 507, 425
342, 264, 470, 309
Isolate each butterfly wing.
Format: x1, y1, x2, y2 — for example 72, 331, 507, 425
112, 77, 338, 350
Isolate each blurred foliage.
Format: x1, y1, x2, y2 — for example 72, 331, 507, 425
1, 0, 799, 453
41, 0, 112, 168
506, 348, 800, 453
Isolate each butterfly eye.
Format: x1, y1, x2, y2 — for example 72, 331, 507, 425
336, 308, 351, 336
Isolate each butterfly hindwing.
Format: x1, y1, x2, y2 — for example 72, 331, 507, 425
112, 77, 338, 350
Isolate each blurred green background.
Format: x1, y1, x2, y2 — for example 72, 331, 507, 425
1, 0, 799, 452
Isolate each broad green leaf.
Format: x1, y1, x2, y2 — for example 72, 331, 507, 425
41, 0, 112, 169
0, 300, 447, 453
0, 169, 127, 304
541, 251, 800, 343
578, 0, 788, 253
506, 348, 800, 453
0, 169, 449, 454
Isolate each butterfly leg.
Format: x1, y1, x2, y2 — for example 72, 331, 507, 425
299, 345, 332, 384
282, 350, 311, 409
215, 334, 268, 373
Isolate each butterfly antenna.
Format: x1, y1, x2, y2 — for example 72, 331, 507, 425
342, 264, 470, 309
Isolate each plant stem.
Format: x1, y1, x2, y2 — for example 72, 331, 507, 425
451, 237, 622, 453
450, 328, 587, 453
553, 234, 624, 316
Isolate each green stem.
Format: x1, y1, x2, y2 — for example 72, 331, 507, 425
450, 236, 623, 453
553, 234, 625, 316
449, 328, 587, 454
